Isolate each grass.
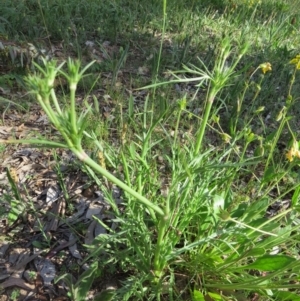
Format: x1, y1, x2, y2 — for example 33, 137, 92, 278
1, 0, 300, 300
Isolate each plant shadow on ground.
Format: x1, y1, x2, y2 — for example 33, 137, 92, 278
1, 0, 300, 300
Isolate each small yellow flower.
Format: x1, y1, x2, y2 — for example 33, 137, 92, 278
259, 62, 272, 74
286, 149, 294, 162
290, 54, 300, 70
286, 140, 300, 162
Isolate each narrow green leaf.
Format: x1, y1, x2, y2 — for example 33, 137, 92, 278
93, 290, 116, 301
262, 166, 276, 184
55, 273, 73, 288
129, 142, 136, 159
292, 186, 300, 207
1, 139, 68, 148
243, 248, 265, 257
128, 94, 134, 119
0, 96, 26, 110
76, 261, 98, 300
6, 168, 21, 201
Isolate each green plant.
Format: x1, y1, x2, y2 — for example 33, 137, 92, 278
55, 262, 99, 301
96, 43, 129, 86
0, 142, 5, 152
2, 168, 53, 247
28, 271, 37, 281
3, 168, 25, 225
1, 0, 300, 300
10, 288, 20, 301
1, 45, 299, 300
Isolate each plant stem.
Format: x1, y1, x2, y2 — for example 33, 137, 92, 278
194, 87, 218, 155
152, 0, 167, 97
72, 147, 165, 216
153, 213, 169, 279
70, 82, 78, 135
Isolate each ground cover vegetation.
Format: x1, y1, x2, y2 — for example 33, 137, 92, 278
0, 0, 300, 300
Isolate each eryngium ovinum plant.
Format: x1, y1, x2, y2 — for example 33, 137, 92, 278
2, 44, 300, 301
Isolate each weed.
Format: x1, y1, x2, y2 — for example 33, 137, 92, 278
27, 271, 37, 280
9, 289, 20, 301
55, 262, 99, 301
1, 0, 300, 300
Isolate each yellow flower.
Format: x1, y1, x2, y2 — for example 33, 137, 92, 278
259, 62, 272, 74
286, 140, 300, 162
290, 54, 300, 70
286, 149, 294, 162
